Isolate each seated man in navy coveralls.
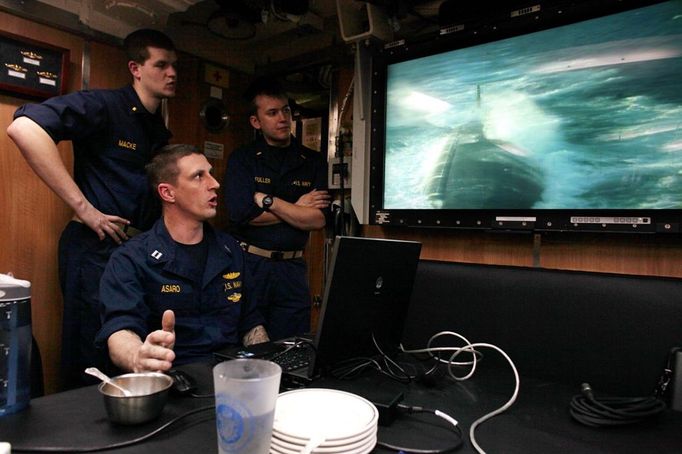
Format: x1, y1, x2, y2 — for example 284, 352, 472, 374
96, 144, 268, 372
224, 77, 330, 340
7, 29, 177, 388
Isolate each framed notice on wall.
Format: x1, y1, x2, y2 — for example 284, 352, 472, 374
0, 30, 69, 99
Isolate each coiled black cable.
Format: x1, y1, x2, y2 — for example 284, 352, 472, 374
569, 383, 667, 427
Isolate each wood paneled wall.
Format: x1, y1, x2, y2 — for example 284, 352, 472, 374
363, 224, 682, 278
88, 41, 130, 89
363, 226, 536, 266
539, 232, 682, 277
166, 56, 254, 230
0, 11, 89, 395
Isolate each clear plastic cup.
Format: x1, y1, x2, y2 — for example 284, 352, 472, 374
213, 359, 281, 454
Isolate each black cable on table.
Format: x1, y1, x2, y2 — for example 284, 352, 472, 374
12, 405, 215, 452
569, 383, 667, 428
376, 403, 464, 453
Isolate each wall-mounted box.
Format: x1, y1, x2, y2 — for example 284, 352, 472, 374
336, 0, 392, 43
329, 156, 352, 189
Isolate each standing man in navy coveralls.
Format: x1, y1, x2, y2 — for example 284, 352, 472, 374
6, 29, 177, 388
224, 77, 330, 340
97, 145, 268, 372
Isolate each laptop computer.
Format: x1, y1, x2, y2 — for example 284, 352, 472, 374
214, 235, 422, 383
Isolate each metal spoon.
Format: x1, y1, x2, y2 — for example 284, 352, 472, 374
85, 367, 133, 397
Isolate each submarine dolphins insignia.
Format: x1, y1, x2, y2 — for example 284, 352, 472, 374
227, 293, 242, 303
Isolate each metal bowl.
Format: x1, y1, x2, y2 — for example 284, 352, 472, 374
98, 372, 173, 425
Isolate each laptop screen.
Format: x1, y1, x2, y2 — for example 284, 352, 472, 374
312, 236, 422, 374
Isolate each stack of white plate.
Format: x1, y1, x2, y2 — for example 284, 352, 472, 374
270, 388, 378, 454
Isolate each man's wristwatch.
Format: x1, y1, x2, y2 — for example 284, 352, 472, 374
261, 194, 274, 211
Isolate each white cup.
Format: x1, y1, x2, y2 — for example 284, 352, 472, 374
213, 359, 282, 454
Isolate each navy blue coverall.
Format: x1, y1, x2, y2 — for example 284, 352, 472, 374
14, 85, 170, 387
96, 219, 263, 366
224, 136, 328, 340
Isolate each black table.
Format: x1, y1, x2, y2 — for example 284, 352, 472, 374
1, 360, 681, 453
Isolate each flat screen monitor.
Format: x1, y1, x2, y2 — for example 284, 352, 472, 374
313, 236, 422, 373
369, 0, 682, 233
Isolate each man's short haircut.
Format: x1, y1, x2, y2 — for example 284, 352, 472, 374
124, 29, 176, 63
244, 76, 288, 115
146, 144, 201, 196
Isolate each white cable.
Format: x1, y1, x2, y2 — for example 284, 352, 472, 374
402, 331, 521, 454
400, 330, 482, 368
437, 332, 479, 381
454, 342, 520, 454
337, 77, 354, 133
435, 409, 459, 429
372, 333, 411, 380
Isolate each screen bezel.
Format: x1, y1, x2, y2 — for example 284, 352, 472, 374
368, 0, 682, 233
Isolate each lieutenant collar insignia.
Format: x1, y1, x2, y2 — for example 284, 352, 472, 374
151, 250, 163, 260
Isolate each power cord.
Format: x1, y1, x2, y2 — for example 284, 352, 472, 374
375, 402, 463, 453
569, 383, 667, 427
189, 391, 215, 398
11, 405, 215, 452
329, 334, 413, 383
330, 356, 412, 384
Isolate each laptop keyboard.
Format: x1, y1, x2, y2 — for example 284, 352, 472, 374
271, 347, 313, 372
